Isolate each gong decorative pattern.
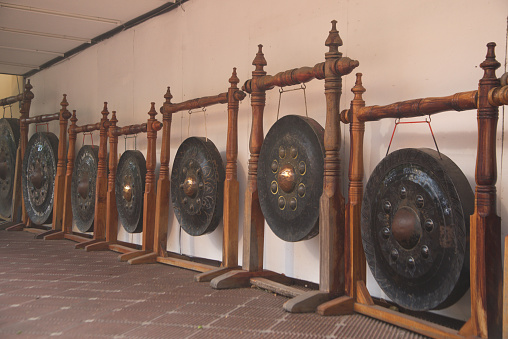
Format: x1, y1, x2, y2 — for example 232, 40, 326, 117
22, 132, 59, 225
0, 118, 20, 219
71, 145, 99, 233
361, 148, 473, 311
171, 137, 225, 236
115, 150, 146, 234
258, 115, 324, 242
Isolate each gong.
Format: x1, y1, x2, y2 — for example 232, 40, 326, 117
115, 150, 146, 233
71, 145, 99, 233
171, 137, 225, 236
362, 148, 473, 311
22, 132, 59, 225
258, 115, 324, 242
0, 118, 20, 219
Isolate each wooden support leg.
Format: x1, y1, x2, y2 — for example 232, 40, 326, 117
194, 266, 240, 282
44, 231, 65, 240
5, 221, 26, 231
283, 291, 332, 313
210, 270, 281, 290
75, 239, 102, 249
118, 250, 149, 262
84, 241, 111, 251
128, 252, 157, 265
34, 229, 59, 239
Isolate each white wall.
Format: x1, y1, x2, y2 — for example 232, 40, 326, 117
27, 0, 508, 320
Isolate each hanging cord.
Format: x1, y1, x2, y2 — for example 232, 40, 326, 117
124, 134, 137, 151
276, 83, 308, 121
187, 107, 208, 142
82, 132, 94, 146
2, 104, 13, 118
35, 123, 49, 133
386, 116, 441, 158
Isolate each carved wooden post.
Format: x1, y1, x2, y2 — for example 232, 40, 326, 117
319, 20, 346, 296
243, 45, 267, 272
19, 81, 33, 225
222, 68, 243, 268
142, 103, 159, 252
154, 88, 173, 257
61, 111, 78, 234
344, 73, 366, 300
51, 95, 71, 231
469, 42, 502, 338
105, 111, 118, 243
93, 103, 110, 241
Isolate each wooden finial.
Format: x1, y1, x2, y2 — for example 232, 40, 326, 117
352, 73, 366, 100
110, 110, 118, 124
70, 110, 78, 125
253, 44, 267, 72
480, 42, 501, 77
148, 102, 157, 118
101, 102, 109, 118
60, 94, 68, 109
164, 87, 173, 104
229, 67, 239, 88
325, 20, 343, 52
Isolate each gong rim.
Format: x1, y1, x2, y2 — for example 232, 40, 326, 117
115, 150, 146, 234
22, 132, 59, 225
361, 148, 473, 311
0, 118, 20, 219
171, 137, 225, 236
71, 145, 99, 233
257, 115, 324, 242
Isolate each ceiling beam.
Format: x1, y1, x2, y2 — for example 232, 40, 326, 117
0, 2, 121, 25
0, 27, 91, 43
0, 45, 65, 56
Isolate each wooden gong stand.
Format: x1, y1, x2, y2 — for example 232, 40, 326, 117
127, 69, 246, 280
328, 43, 508, 339
210, 20, 359, 314
7, 94, 71, 238
84, 104, 162, 262
44, 103, 110, 245
0, 80, 34, 229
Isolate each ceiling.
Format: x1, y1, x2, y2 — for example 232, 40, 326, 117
0, 1, 183, 77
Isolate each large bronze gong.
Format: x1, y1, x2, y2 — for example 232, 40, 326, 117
362, 148, 473, 311
22, 132, 59, 225
71, 145, 99, 233
258, 115, 324, 242
171, 137, 225, 236
115, 150, 146, 233
0, 118, 20, 219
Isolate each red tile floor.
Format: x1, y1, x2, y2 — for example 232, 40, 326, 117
0, 229, 427, 338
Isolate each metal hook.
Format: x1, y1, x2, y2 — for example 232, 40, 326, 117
386, 117, 441, 159
187, 107, 208, 142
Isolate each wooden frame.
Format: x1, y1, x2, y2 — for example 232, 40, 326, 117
44, 104, 109, 245
210, 21, 360, 314
84, 103, 162, 262
6, 94, 71, 237
324, 43, 508, 338
127, 69, 246, 281
0, 80, 34, 228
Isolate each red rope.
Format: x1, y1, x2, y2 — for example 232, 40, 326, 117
386, 118, 441, 158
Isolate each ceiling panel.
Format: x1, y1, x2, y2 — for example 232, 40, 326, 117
0, 0, 176, 76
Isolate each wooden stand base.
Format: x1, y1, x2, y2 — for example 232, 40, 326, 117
128, 252, 157, 265
210, 269, 289, 290
283, 291, 333, 313
195, 266, 240, 282
156, 255, 218, 273
75, 238, 102, 249
5, 222, 26, 231
0, 221, 19, 230
34, 229, 59, 239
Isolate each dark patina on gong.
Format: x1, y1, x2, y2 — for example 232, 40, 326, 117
0, 118, 20, 219
362, 148, 473, 311
171, 137, 225, 236
115, 150, 146, 233
22, 132, 59, 225
258, 115, 324, 242
71, 145, 99, 233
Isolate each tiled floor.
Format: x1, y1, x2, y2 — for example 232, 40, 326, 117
0, 229, 427, 338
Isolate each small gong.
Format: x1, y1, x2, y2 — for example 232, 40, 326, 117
71, 145, 99, 233
115, 150, 146, 233
0, 118, 20, 219
258, 115, 324, 242
361, 148, 473, 311
171, 137, 225, 236
22, 132, 59, 225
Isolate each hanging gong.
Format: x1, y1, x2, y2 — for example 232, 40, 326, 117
0, 118, 20, 219
22, 132, 59, 225
362, 148, 473, 311
171, 137, 225, 236
115, 150, 146, 234
71, 145, 99, 233
258, 115, 324, 242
